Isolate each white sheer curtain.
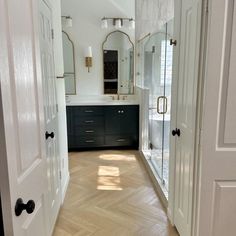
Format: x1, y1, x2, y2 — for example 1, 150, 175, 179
136, 0, 174, 40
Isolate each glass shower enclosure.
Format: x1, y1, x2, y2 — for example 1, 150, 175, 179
143, 19, 174, 195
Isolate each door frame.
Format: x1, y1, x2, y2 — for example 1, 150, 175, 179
167, 0, 181, 224
191, 0, 209, 235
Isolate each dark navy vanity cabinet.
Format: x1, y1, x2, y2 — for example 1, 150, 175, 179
66, 105, 139, 150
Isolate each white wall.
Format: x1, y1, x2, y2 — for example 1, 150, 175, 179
61, 0, 135, 96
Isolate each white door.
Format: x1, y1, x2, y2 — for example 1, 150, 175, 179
0, 0, 48, 235
196, 1, 236, 235
39, 0, 61, 233
173, 0, 202, 235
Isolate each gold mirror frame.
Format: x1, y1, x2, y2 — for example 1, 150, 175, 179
102, 30, 135, 95
62, 31, 76, 95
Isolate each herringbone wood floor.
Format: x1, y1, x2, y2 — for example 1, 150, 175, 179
53, 150, 179, 236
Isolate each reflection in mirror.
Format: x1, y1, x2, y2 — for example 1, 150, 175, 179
62, 31, 76, 95
102, 31, 134, 94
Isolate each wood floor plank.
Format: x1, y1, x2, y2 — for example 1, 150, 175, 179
53, 150, 179, 236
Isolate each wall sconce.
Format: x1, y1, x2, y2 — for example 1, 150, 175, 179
84, 46, 92, 72
61, 16, 73, 27
101, 17, 135, 29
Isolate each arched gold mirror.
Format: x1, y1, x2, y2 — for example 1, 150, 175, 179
62, 31, 76, 95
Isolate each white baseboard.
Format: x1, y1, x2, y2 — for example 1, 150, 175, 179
61, 173, 70, 203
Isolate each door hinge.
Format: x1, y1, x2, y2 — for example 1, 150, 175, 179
51, 29, 54, 39
152, 46, 155, 53
170, 39, 177, 46
56, 104, 59, 112
150, 143, 153, 150
59, 170, 62, 180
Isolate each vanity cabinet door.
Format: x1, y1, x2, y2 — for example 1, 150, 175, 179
105, 106, 121, 134
104, 105, 139, 148
119, 106, 139, 135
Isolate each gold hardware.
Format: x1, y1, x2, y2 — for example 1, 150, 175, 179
157, 96, 168, 114
85, 57, 92, 72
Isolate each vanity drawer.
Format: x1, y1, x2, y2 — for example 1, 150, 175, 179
76, 136, 104, 147
74, 116, 104, 126
105, 135, 138, 147
74, 106, 104, 116
74, 125, 104, 136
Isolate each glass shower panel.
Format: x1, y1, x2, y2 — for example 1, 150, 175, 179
143, 19, 174, 195
144, 25, 167, 180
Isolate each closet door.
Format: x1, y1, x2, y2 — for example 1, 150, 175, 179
0, 0, 48, 235
197, 1, 236, 235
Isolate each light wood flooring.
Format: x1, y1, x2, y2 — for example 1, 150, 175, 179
53, 150, 179, 236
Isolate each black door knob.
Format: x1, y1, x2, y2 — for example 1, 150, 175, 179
172, 128, 181, 137
45, 131, 55, 140
15, 198, 35, 216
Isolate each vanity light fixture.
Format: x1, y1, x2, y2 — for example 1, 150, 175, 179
101, 18, 108, 29
84, 46, 92, 72
61, 16, 73, 27
101, 17, 135, 29
115, 19, 122, 29
129, 18, 135, 29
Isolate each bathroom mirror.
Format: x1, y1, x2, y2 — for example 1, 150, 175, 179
102, 31, 134, 94
62, 31, 76, 95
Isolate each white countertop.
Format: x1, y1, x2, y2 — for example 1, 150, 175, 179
66, 100, 140, 106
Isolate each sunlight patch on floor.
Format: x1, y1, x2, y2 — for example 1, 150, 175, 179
99, 154, 136, 161
98, 166, 120, 176
97, 165, 123, 191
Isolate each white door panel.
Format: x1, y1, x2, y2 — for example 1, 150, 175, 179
197, 0, 236, 235
0, 0, 48, 235
39, 0, 61, 233
174, 0, 202, 235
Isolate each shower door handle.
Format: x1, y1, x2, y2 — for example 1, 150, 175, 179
157, 96, 168, 114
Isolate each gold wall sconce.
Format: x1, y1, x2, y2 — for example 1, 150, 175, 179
84, 46, 92, 72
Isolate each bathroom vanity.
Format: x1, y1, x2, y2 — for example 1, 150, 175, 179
66, 104, 139, 150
